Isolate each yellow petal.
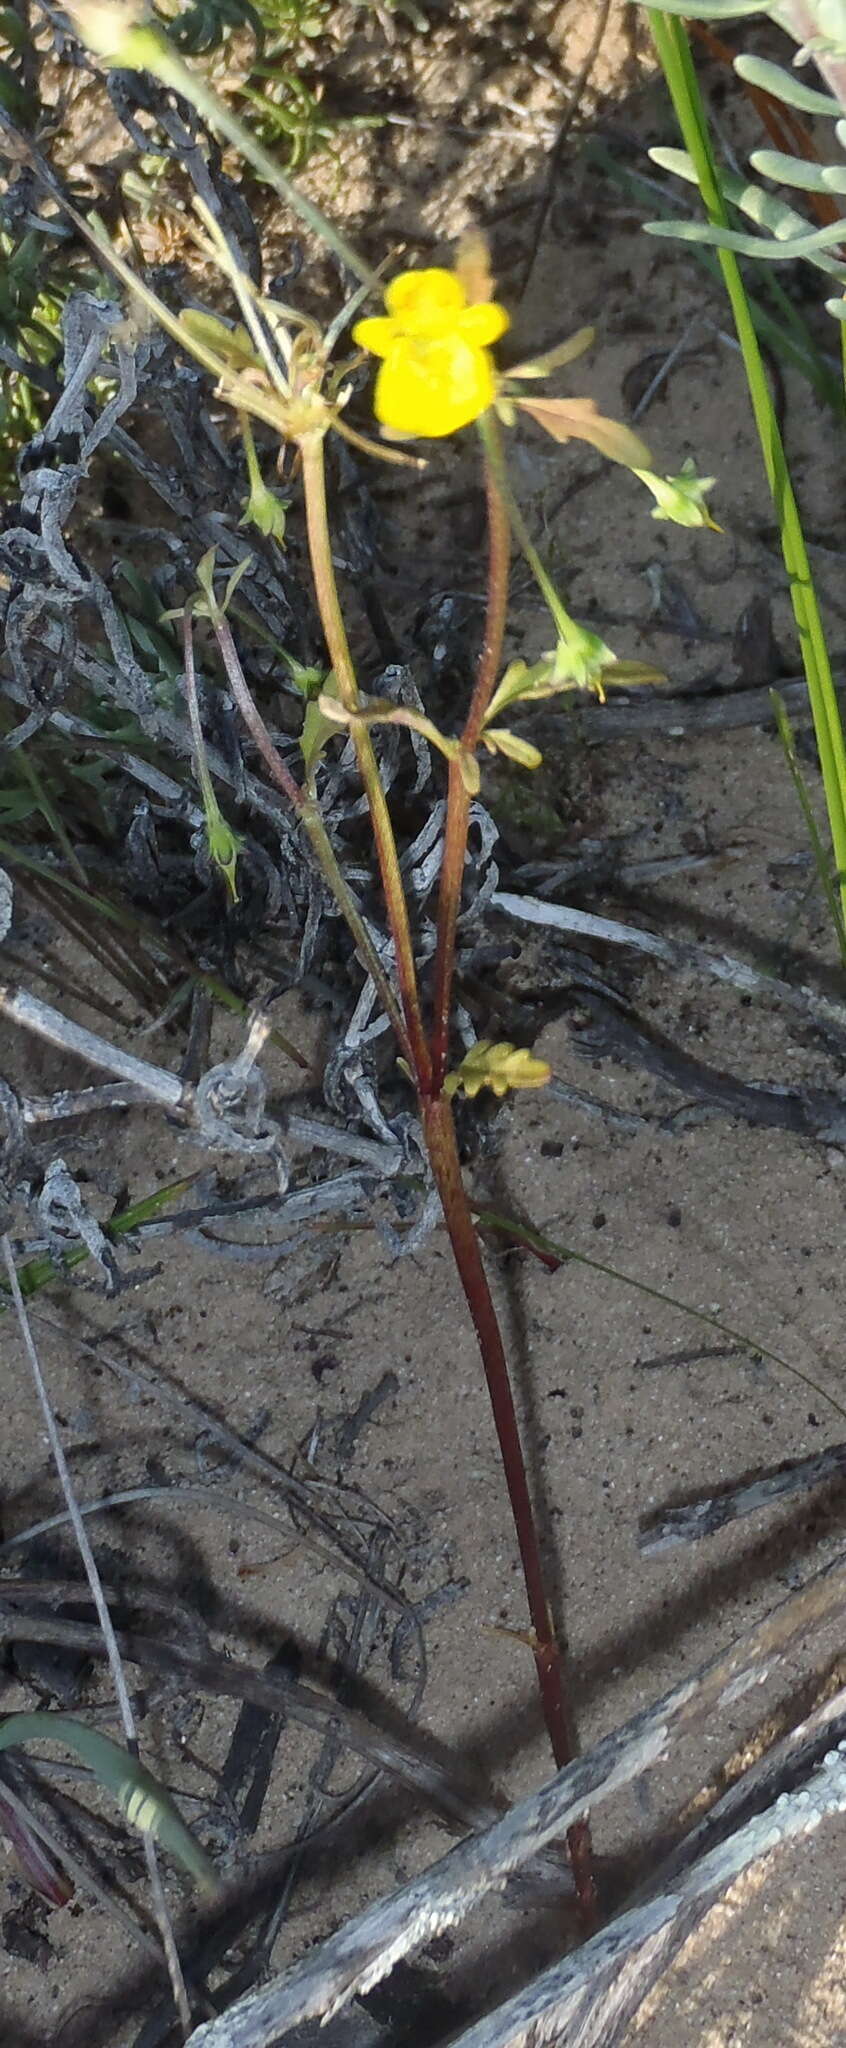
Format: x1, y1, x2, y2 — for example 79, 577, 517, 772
373, 337, 496, 438
352, 316, 397, 359
384, 268, 467, 331
458, 302, 510, 347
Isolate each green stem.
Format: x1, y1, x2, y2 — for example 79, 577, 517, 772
771, 690, 846, 965
299, 432, 431, 1085
431, 423, 511, 1090
648, 8, 846, 941
239, 408, 264, 497
479, 417, 588, 658
422, 1095, 597, 1932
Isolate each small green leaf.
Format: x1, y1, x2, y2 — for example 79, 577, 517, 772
643, 215, 846, 262
220, 554, 254, 615
163, 548, 255, 628
749, 149, 846, 197
482, 728, 543, 770
485, 658, 558, 723
177, 313, 260, 371
734, 53, 842, 121
315, 693, 467, 778
506, 326, 596, 381
444, 1040, 551, 1101
301, 670, 343, 776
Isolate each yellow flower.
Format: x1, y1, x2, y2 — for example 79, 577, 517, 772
353, 268, 509, 439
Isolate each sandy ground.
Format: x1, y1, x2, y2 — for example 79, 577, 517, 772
4, 2, 846, 2043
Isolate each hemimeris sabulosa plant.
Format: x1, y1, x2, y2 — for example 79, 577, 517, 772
66, 0, 718, 1930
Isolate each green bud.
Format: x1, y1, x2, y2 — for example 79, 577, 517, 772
549, 621, 617, 693
240, 477, 288, 542
204, 798, 243, 903
633, 457, 720, 530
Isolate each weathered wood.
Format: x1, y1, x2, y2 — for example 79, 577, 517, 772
641, 1439, 846, 1554
183, 1549, 846, 2046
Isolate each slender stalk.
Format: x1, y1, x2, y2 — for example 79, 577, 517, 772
300, 425, 594, 1923
648, 9, 846, 940
299, 431, 431, 1087
422, 1097, 597, 1930
213, 612, 408, 1049
771, 689, 846, 965
431, 424, 511, 1090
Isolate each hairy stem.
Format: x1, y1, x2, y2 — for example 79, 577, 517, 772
431, 423, 511, 1089
421, 1095, 597, 1931
299, 431, 431, 1086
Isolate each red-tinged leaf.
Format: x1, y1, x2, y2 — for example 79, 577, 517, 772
515, 395, 651, 470
0, 1792, 74, 1906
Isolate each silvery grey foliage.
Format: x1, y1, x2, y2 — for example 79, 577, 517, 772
642, 2, 846, 319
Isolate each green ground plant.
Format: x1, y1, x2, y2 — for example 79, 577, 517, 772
20, 0, 726, 1929
3, 0, 846, 1996
642, 2, 846, 960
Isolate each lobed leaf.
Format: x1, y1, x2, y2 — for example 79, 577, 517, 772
481, 728, 544, 770
444, 1040, 552, 1101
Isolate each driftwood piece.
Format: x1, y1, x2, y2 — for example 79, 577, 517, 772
640, 1440, 846, 1555
549, 671, 846, 743
180, 1549, 846, 2047
445, 1739, 846, 2048
491, 889, 846, 1051
574, 988, 846, 1140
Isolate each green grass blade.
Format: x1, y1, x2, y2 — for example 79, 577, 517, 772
771, 689, 846, 965
0, 1174, 200, 1303
647, 8, 846, 949
0, 1713, 218, 1891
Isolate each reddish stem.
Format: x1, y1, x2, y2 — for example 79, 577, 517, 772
298, 415, 596, 1927
422, 1094, 597, 1932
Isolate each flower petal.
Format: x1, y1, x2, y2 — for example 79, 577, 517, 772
373, 336, 496, 437
384, 268, 467, 327
352, 316, 397, 359
458, 302, 510, 347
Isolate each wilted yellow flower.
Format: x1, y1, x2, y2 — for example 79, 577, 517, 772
353, 268, 509, 439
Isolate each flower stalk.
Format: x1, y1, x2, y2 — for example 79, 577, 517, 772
298, 408, 597, 1932
430, 423, 512, 1091
298, 430, 431, 1086
420, 1094, 597, 1928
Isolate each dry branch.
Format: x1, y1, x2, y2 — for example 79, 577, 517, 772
178, 1547, 846, 2047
